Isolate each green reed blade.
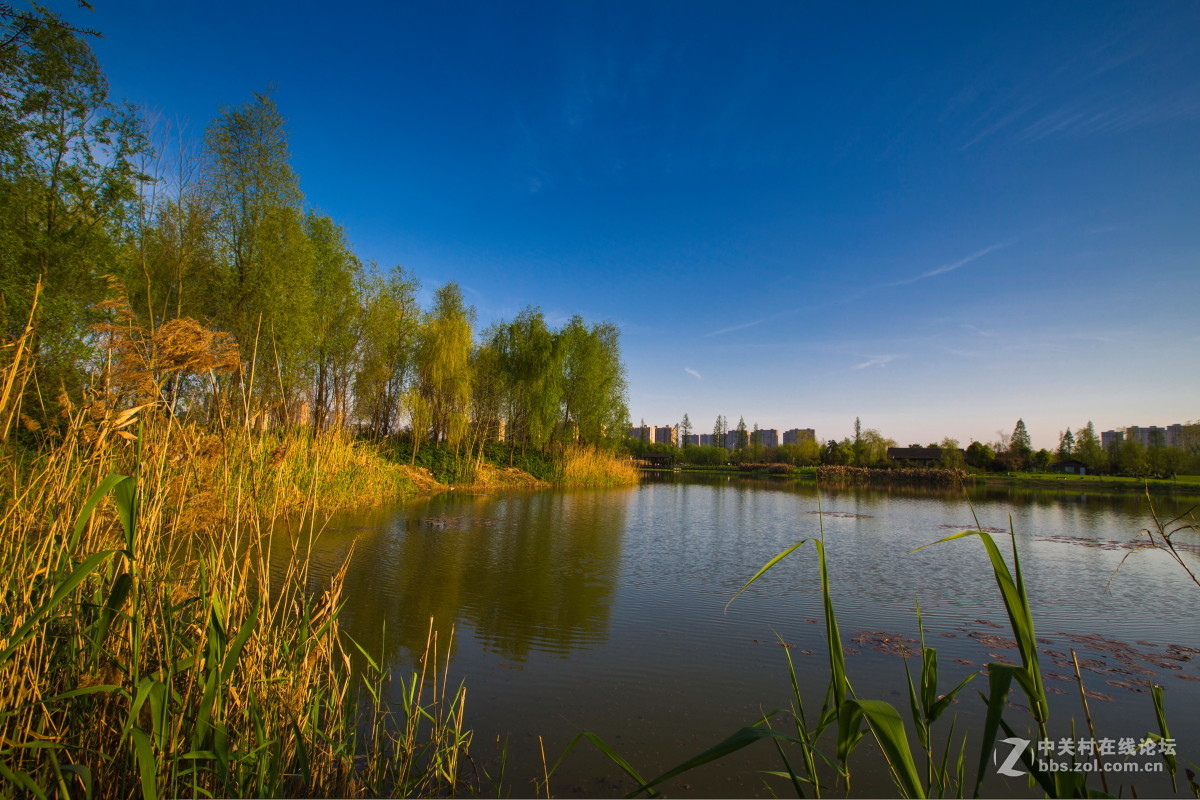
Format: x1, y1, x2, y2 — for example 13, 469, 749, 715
130, 727, 157, 800
0, 549, 118, 664
548, 731, 659, 798
90, 571, 133, 661
112, 476, 138, 556
629, 724, 801, 798
67, 474, 130, 554
1150, 683, 1177, 789
725, 539, 812, 613
0, 759, 48, 800
846, 699, 925, 799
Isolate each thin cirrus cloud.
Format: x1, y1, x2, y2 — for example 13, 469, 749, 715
684, 367, 702, 379
853, 355, 897, 370
888, 243, 1007, 287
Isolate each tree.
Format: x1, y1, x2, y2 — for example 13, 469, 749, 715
493, 307, 561, 452
204, 92, 316, 424
557, 316, 627, 447
1075, 421, 1107, 474
1057, 428, 1075, 461
939, 437, 964, 469
735, 416, 749, 452
304, 212, 361, 431
679, 413, 692, 447
413, 282, 474, 450
965, 441, 996, 471
1008, 419, 1032, 471
852, 416, 864, 466
354, 266, 419, 438
0, 7, 149, 418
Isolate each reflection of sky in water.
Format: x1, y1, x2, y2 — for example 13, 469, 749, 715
271, 478, 1199, 798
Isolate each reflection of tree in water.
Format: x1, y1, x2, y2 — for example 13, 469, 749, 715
330, 489, 631, 669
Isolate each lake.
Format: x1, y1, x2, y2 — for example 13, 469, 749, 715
272, 474, 1200, 797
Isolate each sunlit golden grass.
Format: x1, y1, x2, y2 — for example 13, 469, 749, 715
557, 445, 640, 487
0, 407, 471, 798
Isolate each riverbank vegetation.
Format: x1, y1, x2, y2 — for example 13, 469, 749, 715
0, 5, 632, 488
0, 5, 636, 797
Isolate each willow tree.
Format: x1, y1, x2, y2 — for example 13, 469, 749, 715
558, 316, 627, 447
204, 93, 315, 426
413, 283, 473, 450
354, 266, 418, 438
493, 307, 562, 453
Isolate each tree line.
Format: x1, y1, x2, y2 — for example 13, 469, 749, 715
629, 414, 1200, 476
0, 7, 628, 454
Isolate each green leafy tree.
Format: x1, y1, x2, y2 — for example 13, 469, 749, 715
557, 316, 627, 447
204, 92, 316, 424
939, 437, 964, 469
304, 212, 361, 431
965, 441, 996, 471
354, 266, 418, 438
0, 7, 149, 416
414, 282, 474, 450
1075, 421, 1107, 474
679, 413, 692, 447
492, 307, 561, 452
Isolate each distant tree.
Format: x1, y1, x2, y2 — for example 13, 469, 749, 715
965, 441, 996, 471
939, 437, 964, 469
679, 413, 692, 447
1007, 419, 1032, 471
1032, 449, 1053, 471
1057, 428, 1075, 461
735, 416, 749, 452
1116, 437, 1149, 476
852, 416, 864, 466
1075, 421, 1107, 473
821, 439, 852, 465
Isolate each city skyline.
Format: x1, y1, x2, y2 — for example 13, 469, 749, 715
59, 1, 1200, 449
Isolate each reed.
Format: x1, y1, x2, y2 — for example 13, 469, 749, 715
0, 407, 471, 798
555, 445, 640, 487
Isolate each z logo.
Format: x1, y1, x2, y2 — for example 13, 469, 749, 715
993, 737, 1030, 777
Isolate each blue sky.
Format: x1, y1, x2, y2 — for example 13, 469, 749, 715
64, 1, 1200, 448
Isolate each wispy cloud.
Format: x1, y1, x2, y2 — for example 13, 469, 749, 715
889, 243, 1007, 287
853, 355, 896, 370
684, 367, 702, 379
705, 317, 771, 337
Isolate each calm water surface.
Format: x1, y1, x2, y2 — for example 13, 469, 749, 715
273, 475, 1200, 797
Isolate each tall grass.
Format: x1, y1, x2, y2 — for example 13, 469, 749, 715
0, 407, 472, 797
556, 445, 640, 487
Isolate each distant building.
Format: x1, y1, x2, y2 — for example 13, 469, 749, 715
696, 433, 716, 447
887, 447, 957, 464
783, 428, 816, 445
654, 425, 677, 446
754, 428, 780, 447
1108, 424, 1186, 449
682, 433, 700, 446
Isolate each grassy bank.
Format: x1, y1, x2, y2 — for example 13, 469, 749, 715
0, 410, 472, 798
980, 471, 1200, 494
394, 440, 639, 489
